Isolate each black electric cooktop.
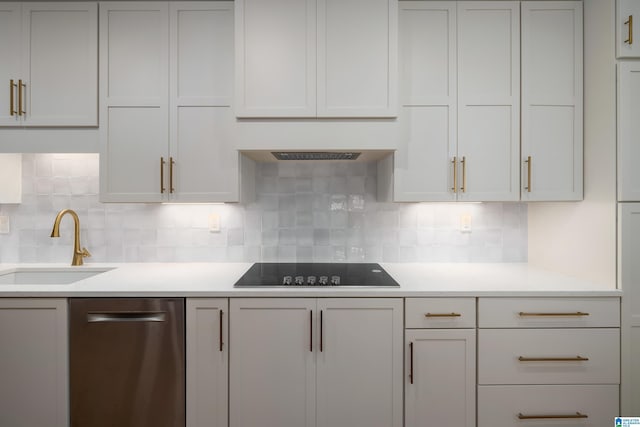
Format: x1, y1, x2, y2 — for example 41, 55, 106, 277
233, 263, 400, 287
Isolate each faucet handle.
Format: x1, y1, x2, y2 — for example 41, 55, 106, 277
81, 247, 91, 258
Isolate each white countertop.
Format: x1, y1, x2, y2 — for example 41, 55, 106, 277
0, 262, 621, 297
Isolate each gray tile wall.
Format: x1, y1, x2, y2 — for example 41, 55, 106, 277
0, 154, 527, 263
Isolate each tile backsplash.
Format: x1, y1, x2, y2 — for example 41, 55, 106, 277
0, 154, 527, 263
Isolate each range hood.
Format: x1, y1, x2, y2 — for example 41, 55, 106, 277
240, 150, 393, 162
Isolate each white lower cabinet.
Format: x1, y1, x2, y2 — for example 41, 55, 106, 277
0, 299, 68, 427
186, 299, 228, 427
229, 298, 403, 427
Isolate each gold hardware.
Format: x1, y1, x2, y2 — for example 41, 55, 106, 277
310, 310, 313, 352
169, 157, 175, 194
518, 356, 589, 362
451, 157, 458, 193
50, 209, 91, 266
160, 157, 166, 194
409, 342, 414, 384
460, 156, 466, 193
425, 312, 462, 318
625, 15, 633, 45
518, 412, 588, 420
9, 79, 17, 116
18, 79, 25, 116
320, 310, 324, 352
519, 311, 589, 317
219, 310, 224, 352
524, 156, 532, 192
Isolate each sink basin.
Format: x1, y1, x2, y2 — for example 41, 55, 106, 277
0, 268, 113, 285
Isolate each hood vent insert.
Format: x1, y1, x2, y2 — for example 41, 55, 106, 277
271, 152, 361, 161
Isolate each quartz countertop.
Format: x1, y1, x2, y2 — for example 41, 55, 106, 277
0, 262, 621, 297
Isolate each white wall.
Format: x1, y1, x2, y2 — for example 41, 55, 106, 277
528, 0, 617, 287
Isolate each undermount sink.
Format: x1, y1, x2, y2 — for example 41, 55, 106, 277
0, 268, 113, 285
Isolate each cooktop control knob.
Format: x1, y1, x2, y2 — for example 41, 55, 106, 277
319, 276, 328, 286
307, 276, 316, 285
331, 276, 341, 286
283, 276, 292, 285
294, 276, 305, 286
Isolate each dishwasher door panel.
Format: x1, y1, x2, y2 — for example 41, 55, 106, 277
69, 298, 185, 427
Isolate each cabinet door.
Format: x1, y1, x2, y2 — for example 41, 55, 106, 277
99, 2, 169, 203
618, 0, 640, 58
394, 2, 456, 201
619, 203, 640, 414
521, 1, 583, 201
405, 329, 475, 427
170, 2, 239, 202
0, 3, 21, 126
317, 0, 397, 117
229, 299, 316, 427
234, 0, 316, 117
186, 299, 228, 427
21, 2, 97, 126
0, 299, 68, 427
316, 298, 403, 427
457, 1, 520, 201
618, 62, 640, 201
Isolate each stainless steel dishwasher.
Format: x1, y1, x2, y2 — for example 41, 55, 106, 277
69, 298, 185, 427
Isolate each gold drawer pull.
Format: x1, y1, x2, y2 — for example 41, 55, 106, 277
518, 311, 589, 317
425, 312, 462, 318
625, 15, 633, 45
451, 157, 458, 193
518, 356, 589, 362
518, 412, 588, 420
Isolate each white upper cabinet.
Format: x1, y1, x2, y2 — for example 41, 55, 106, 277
235, 0, 397, 118
521, 1, 583, 201
619, 62, 640, 201
0, 2, 97, 127
618, 0, 640, 58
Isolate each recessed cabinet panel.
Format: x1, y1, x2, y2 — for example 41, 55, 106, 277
618, 63, 640, 201
0, 4, 21, 126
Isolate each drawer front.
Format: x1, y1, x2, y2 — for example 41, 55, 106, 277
406, 298, 476, 328
478, 385, 619, 427
478, 329, 620, 385
478, 298, 620, 328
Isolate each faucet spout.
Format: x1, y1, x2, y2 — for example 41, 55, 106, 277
50, 209, 91, 266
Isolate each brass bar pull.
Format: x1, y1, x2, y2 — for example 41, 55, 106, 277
518, 412, 588, 420
460, 156, 466, 193
320, 310, 323, 352
409, 342, 414, 384
160, 157, 166, 194
9, 79, 17, 116
518, 356, 589, 362
18, 79, 25, 116
519, 311, 589, 317
451, 157, 458, 193
169, 157, 175, 194
625, 15, 633, 45
524, 156, 532, 192
219, 309, 224, 352
310, 310, 313, 352
425, 312, 462, 318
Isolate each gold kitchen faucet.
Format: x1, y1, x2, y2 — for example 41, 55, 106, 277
50, 209, 91, 266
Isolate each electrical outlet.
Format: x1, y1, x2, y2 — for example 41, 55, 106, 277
208, 213, 221, 233
0, 215, 9, 234
460, 213, 472, 233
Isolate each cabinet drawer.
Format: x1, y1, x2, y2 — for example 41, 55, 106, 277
478, 329, 620, 385
405, 298, 476, 328
478, 385, 619, 427
478, 298, 620, 328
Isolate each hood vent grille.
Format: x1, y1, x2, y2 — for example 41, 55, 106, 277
271, 152, 361, 161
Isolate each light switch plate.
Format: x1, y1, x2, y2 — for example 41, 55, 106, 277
0, 215, 10, 234
209, 213, 221, 233
460, 213, 472, 233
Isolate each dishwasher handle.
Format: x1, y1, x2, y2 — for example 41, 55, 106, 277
87, 312, 167, 323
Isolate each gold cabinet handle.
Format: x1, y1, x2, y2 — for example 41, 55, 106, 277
160, 157, 166, 194
451, 157, 458, 193
524, 156, 532, 192
518, 355, 589, 362
625, 15, 633, 45
9, 79, 17, 116
17, 79, 25, 116
460, 156, 466, 193
425, 312, 462, 318
519, 311, 589, 317
409, 341, 414, 384
169, 157, 175, 194
518, 412, 588, 420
